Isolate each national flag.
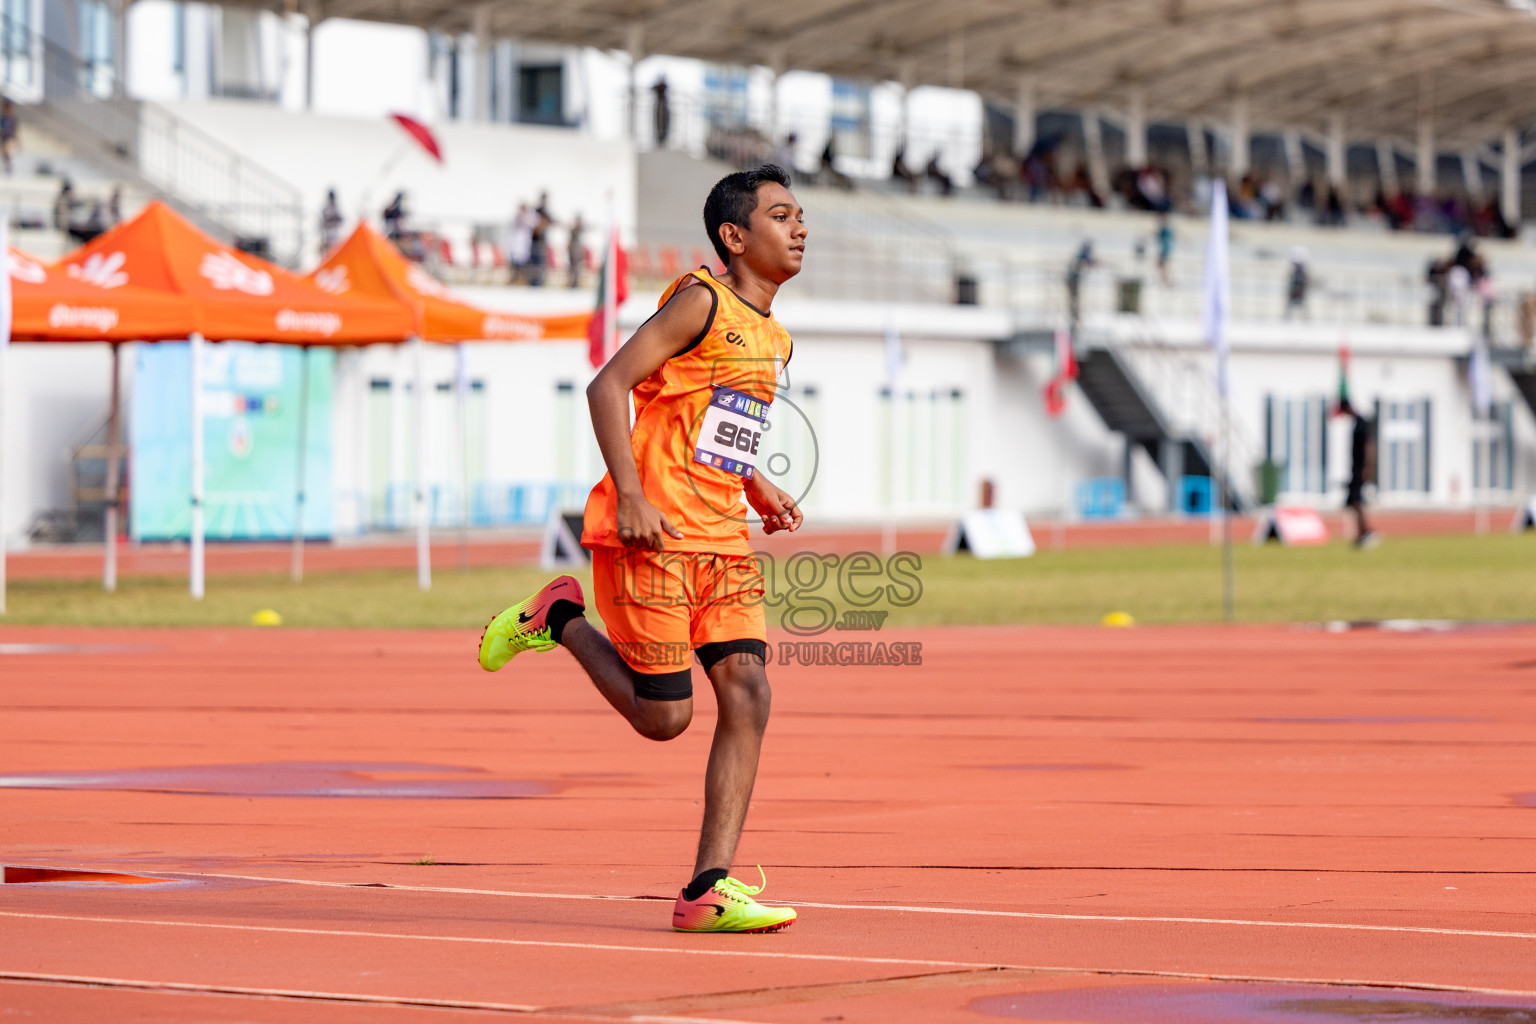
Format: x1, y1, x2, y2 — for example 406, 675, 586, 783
1202, 179, 1230, 396
1042, 324, 1077, 418
586, 219, 628, 368
1333, 340, 1352, 415
1469, 330, 1492, 420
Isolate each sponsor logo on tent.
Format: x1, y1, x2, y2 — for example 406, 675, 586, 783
67, 252, 129, 289
313, 265, 350, 295
7, 252, 47, 284
48, 304, 120, 332
275, 309, 342, 337
406, 265, 451, 298
200, 251, 274, 296
482, 314, 544, 339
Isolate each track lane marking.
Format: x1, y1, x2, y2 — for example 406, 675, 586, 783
0, 971, 752, 1023
183, 870, 1536, 942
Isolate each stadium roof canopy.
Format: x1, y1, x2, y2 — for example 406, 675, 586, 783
284, 0, 1536, 150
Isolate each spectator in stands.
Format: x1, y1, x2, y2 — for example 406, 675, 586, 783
529, 192, 553, 286
52, 178, 76, 231
651, 77, 671, 147
1447, 262, 1472, 327
508, 202, 534, 284
819, 138, 853, 190
891, 145, 918, 193
70, 200, 106, 244
566, 213, 586, 289
1339, 399, 1379, 549
0, 100, 17, 175
1065, 241, 1095, 326
1427, 258, 1450, 326
1284, 246, 1310, 321
1518, 291, 1536, 352
774, 132, 800, 183
925, 151, 954, 196
108, 186, 122, 227
1155, 213, 1174, 286
383, 191, 407, 241
320, 189, 343, 253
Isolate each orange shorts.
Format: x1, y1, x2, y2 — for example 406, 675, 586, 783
590, 546, 767, 680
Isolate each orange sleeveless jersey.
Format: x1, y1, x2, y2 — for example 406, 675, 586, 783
582, 269, 794, 555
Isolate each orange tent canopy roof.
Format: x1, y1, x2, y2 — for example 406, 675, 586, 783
7, 246, 191, 342
53, 201, 414, 344
307, 223, 590, 342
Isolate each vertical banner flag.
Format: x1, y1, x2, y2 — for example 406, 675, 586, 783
1334, 339, 1352, 414
1042, 324, 1077, 417
1202, 179, 1230, 396
1469, 328, 1493, 421
586, 212, 628, 368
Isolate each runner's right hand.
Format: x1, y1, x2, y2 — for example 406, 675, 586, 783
616, 493, 683, 551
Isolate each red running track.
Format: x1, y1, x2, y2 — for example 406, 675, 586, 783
1, 623, 1533, 1021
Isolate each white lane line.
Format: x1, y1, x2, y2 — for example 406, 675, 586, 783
187, 870, 1536, 942
0, 910, 994, 970
5, 933, 1536, 1005
0, 970, 753, 1023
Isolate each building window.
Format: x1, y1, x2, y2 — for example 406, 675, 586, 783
830, 78, 871, 160
1263, 394, 1329, 495
1472, 401, 1514, 494
78, 0, 113, 95
518, 64, 563, 125
1377, 397, 1432, 495
2, 0, 35, 91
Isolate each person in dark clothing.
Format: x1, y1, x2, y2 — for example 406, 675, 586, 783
1340, 400, 1379, 549
650, 77, 671, 147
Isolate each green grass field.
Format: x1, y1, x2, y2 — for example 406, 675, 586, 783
4, 533, 1534, 630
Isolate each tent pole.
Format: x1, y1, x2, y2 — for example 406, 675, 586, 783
0, 224, 9, 616
190, 332, 205, 600
413, 334, 431, 591
456, 341, 469, 571
291, 345, 310, 582
103, 341, 121, 592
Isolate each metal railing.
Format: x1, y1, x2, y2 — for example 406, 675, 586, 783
3, 15, 304, 265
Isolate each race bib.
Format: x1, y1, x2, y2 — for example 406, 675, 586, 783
694, 386, 767, 479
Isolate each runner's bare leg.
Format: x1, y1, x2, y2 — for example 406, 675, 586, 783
692, 652, 771, 875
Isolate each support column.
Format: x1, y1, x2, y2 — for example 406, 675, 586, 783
1376, 139, 1398, 196
1282, 128, 1304, 199
897, 58, 917, 160
1160, 436, 1185, 513
1502, 126, 1521, 226
1126, 86, 1147, 167
472, 2, 492, 122
303, 1, 322, 112
1187, 120, 1208, 176
766, 44, 786, 143
1460, 150, 1483, 204
624, 22, 644, 141
1082, 108, 1109, 198
103, 344, 121, 592
1325, 111, 1346, 188
947, 29, 964, 89
1416, 73, 1436, 195
1229, 94, 1250, 179
1014, 74, 1036, 157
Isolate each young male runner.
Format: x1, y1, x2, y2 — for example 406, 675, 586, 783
478, 165, 807, 933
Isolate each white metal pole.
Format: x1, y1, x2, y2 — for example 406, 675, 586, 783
291, 345, 310, 582
413, 334, 431, 591
190, 331, 205, 600
103, 342, 121, 591
456, 340, 469, 570
604, 191, 618, 362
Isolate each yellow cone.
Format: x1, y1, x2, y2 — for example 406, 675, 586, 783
1101, 611, 1135, 628
251, 609, 283, 627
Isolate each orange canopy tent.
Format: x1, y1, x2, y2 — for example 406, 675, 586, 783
307, 222, 590, 342
7, 246, 190, 342
55, 201, 413, 344
48, 202, 417, 599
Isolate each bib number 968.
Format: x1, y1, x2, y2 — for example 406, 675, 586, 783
714, 421, 761, 455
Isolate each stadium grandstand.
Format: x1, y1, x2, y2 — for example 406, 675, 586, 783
1, 0, 1535, 547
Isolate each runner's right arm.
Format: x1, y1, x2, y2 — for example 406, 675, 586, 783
586, 282, 713, 551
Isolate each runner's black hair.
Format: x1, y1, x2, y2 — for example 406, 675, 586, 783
703, 164, 792, 267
